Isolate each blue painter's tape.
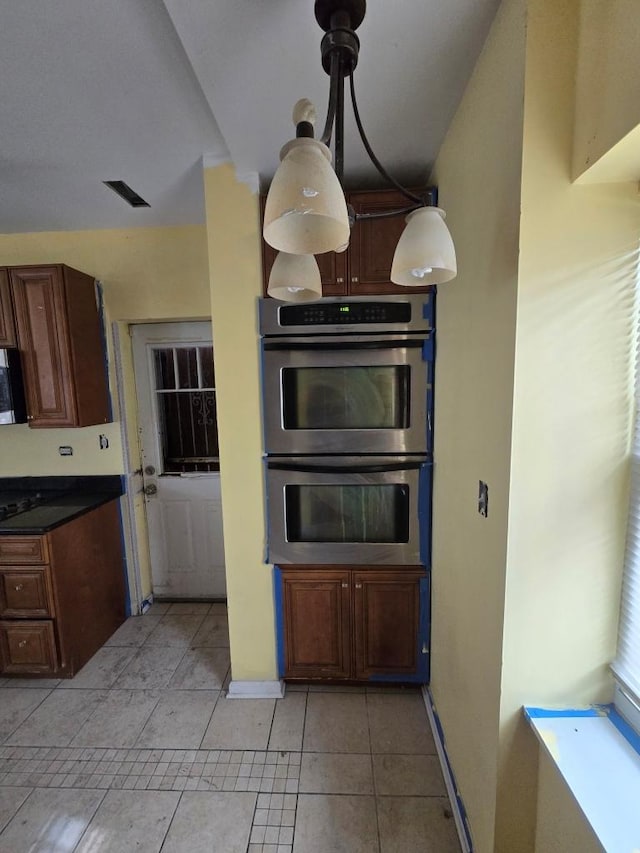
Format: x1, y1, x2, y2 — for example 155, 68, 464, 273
524, 706, 609, 720
422, 335, 434, 362
368, 672, 424, 683
608, 707, 640, 757
426, 687, 474, 852
422, 297, 434, 329
418, 462, 433, 567
273, 567, 285, 678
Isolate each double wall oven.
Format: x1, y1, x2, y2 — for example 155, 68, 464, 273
260, 295, 434, 566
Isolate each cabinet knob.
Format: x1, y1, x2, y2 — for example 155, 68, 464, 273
337, 277, 344, 283
355, 583, 362, 589
351, 277, 359, 283
18, 640, 27, 648
341, 583, 348, 588
14, 583, 24, 591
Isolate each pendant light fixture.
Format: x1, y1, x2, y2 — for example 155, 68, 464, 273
263, 0, 457, 302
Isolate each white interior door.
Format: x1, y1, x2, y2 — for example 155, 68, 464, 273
132, 322, 226, 599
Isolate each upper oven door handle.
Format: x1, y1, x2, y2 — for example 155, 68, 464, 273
263, 339, 426, 352
267, 460, 426, 474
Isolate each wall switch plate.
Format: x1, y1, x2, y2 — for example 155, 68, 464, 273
99, 434, 109, 450
58, 446, 73, 456
478, 480, 489, 517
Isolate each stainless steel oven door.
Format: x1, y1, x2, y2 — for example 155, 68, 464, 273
261, 334, 433, 455
265, 456, 431, 566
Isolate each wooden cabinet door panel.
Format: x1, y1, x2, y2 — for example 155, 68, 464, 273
353, 570, 423, 680
0, 568, 55, 618
0, 269, 16, 347
281, 570, 351, 678
0, 620, 57, 674
349, 191, 432, 295
10, 267, 76, 426
0, 536, 48, 565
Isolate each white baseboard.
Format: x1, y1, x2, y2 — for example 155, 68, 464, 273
226, 680, 285, 699
422, 686, 473, 853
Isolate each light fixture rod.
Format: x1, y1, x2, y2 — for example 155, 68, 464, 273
348, 71, 423, 206
335, 52, 345, 182
320, 52, 340, 146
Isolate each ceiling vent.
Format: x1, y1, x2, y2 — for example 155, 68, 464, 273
103, 180, 150, 208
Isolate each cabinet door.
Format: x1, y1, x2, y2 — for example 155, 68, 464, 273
348, 190, 432, 295
353, 569, 426, 680
10, 266, 77, 426
0, 269, 17, 347
0, 567, 55, 618
10, 266, 108, 427
280, 569, 351, 679
0, 620, 58, 675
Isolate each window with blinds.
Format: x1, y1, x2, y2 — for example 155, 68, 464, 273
153, 345, 220, 473
613, 271, 640, 731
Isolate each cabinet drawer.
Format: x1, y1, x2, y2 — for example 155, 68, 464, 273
0, 567, 55, 617
0, 620, 57, 675
0, 536, 48, 565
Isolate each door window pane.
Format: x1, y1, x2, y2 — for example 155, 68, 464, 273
285, 484, 409, 543
282, 366, 410, 430
153, 345, 219, 473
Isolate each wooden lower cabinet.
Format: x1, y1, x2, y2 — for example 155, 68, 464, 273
278, 566, 429, 683
0, 500, 126, 678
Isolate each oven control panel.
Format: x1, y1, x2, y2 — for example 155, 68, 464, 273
279, 301, 412, 326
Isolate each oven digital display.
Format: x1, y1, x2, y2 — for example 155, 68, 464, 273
278, 301, 413, 326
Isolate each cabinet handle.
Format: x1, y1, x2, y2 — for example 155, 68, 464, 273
351, 277, 359, 283
355, 583, 362, 589
341, 583, 348, 588
337, 277, 344, 283
18, 640, 27, 648
14, 584, 24, 591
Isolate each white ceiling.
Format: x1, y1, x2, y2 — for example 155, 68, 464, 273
0, 0, 500, 234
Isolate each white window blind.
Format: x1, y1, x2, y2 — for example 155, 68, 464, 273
613, 256, 640, 720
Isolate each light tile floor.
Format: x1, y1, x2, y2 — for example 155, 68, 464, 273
0, 603, 460, 852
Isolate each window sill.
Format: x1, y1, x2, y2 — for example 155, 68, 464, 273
524, 704, 640, 852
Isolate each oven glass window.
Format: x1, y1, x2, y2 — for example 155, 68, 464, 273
285, 485, 409, 543
281, 366, 410, 430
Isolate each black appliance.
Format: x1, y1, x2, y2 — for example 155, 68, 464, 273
0, 348, 27, 425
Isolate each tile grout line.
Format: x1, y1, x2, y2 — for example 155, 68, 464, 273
366, 691, 383, 853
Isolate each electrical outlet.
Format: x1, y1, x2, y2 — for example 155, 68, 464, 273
478, 480, 489, 517
99, 434, 109, 450
58, 446, 73, 456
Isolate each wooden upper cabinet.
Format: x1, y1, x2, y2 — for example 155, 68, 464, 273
0, 269, 17, 347
10, 265, 110, 427
260, 188, 432, 297
348, 190, 431, 295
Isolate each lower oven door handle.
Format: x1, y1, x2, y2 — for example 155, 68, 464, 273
267, 461, 426, 474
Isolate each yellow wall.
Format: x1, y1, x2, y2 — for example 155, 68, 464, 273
0, 423, 124, 476
0, 224, 211, 601
572, 0, 640, 183
497, 0, 639, 848
429, 1, 526, 849
203, 164, 277, 682
533, 750, 604, 853
431, 0, 639, 850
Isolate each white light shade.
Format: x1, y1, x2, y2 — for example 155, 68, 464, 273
391, 207, 457, 286
267, 252, 322, 302
263, 138, 350, 255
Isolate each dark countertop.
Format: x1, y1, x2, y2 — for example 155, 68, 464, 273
0, 476, 124, 535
